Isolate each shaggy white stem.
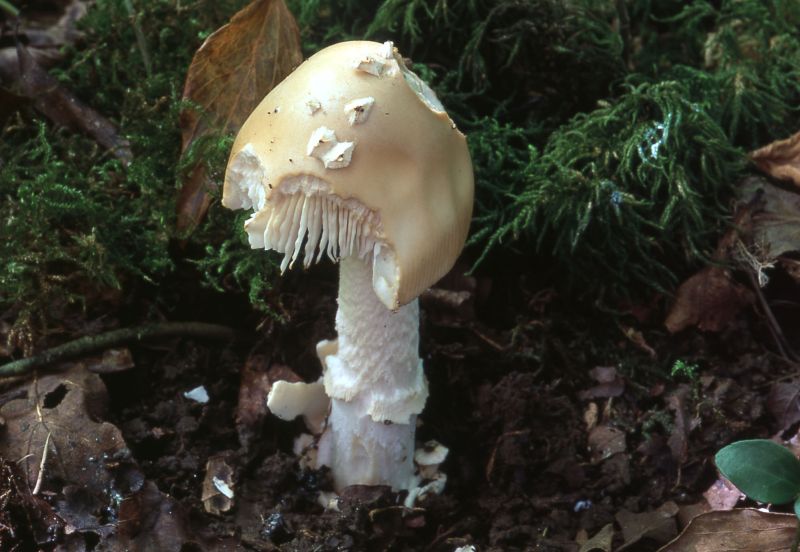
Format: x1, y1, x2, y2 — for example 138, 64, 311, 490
321, 399, 417, 490
318, 256, 427, 491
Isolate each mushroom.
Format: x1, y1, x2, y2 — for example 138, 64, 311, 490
222, 41, 473, 492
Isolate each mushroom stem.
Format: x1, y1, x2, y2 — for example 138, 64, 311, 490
318, 255, 427, 491
321, 397, 418, 491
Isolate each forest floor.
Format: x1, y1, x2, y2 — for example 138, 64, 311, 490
5, 1, 800, 551
3, 250, 800, 551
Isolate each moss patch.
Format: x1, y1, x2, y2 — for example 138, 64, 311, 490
4, 0, 800, 339
0, 0, 280, 337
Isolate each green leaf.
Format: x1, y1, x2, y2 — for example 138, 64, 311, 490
794, 496, 800, 520
715, 440, 800, 505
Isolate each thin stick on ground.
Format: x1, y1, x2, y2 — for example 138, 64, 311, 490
31, 432, 51, 496
0, 322, 235, 377
747, 270, 799, 362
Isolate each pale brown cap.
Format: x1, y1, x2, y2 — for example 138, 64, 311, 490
223, 40, 474, 309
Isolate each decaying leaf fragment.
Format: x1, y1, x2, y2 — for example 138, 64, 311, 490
578, 523, 614, 552
202, 452, 237, 515
768, 381, 800, 433
661, 172, 800, 333
0, 365, 130, 493
740, 177, 800, 262
665, 386, 691, 464
587, 425, 626, 463
578, 366, 625, 400
665, 200, 756, 333
658, 509, 797, 551
177, 0, 302, 232
0, 0, 87, 82
666, 265, 753, 333
751, 130, 800, 188
616, 501, 679, 550
0, 364, 139, 541
703, 477, 743, 511
114, 480, 239, 551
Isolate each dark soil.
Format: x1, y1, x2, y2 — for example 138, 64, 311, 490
3, 249, 795, 552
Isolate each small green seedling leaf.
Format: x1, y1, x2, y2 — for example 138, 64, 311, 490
715, 440, 800, 505
794, 496, 800, 519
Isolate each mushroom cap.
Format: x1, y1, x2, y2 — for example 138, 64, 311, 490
223, 40, 474, 309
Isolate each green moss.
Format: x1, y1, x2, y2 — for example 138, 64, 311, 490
6, 0, 800, 335
0, 0, 262, 335
193, 210, 281, 317
477, 80, 744, 297
293, 0, 627, 130
351, 0, 800, 300
457, 0, 800, 300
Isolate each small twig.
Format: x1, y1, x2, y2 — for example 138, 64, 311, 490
123, 0, 152, 77
32, 432, 51, 495
470, 326, 509, 352
747, 270, 799, 362
0, 322, 236, 377
0, 0, 19, 18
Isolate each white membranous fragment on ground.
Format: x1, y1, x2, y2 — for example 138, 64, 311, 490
223, 40, 473, 496
183, 385, 209, 404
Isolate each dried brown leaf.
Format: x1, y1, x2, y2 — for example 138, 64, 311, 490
703, 478, 743, 511
202, 451, 237, 515
579, 366, 625, 400
677, 502, 711, 529
113, 481, 239, 551
0, 364, 140, 540
587, 425, 626, 463
617, 502, 679, 550
658, 509, 797, 552
0, 456, 65, 548
0, 0, 86, 82
664, 265, 754, 333
0, 365, 128, 493
177, 0, 302, 232
751, 131, 800, 187
740, 177, 800, 260
664, 196, 759, 333
578, 523, 614, 552
768, 381, 800, 433
666, 386, 691, 464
